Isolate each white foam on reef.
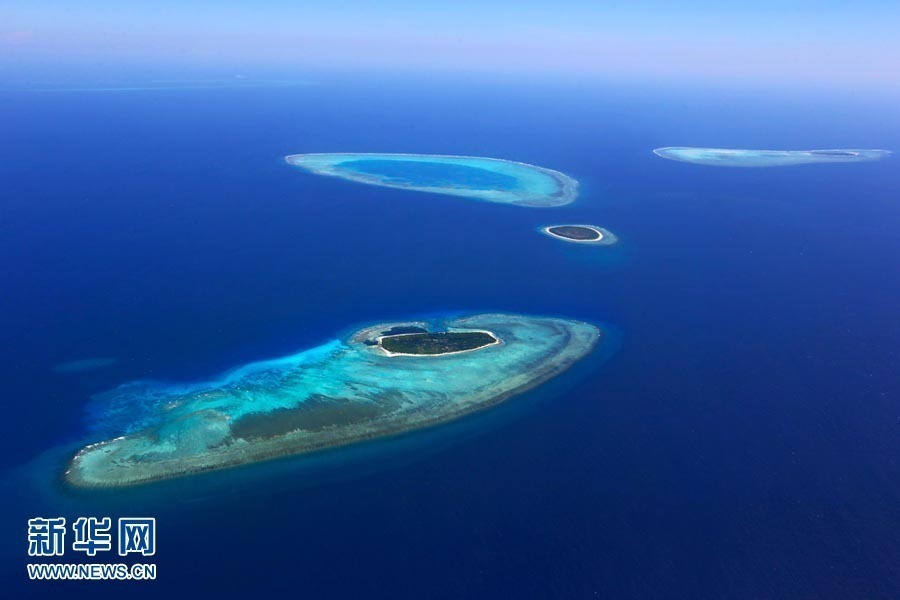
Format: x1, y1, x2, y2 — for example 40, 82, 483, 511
285, 152, 579, 207
65, 314, 600, 488
653, 147, 891, 167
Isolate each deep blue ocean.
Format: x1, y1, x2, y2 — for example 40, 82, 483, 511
2, 74, 899, 598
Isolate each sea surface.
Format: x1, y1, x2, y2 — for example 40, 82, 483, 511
2, 74, 900, 598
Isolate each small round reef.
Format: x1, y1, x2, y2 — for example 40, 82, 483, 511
541, 224, 618, 246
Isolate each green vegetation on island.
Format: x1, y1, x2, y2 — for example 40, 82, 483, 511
380, 331, 498, 355
547, 225, 601, 241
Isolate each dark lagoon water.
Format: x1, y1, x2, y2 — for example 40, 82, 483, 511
2, 74, 900, 598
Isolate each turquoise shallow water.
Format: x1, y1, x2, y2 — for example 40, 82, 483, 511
285, 152, 578, 206
67, 314, 598, 487
654, 146, 891, 167
338, 159, 522, 190
3, 78, 900, 599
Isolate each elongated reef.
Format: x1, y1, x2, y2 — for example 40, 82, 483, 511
653, 147, 890, 167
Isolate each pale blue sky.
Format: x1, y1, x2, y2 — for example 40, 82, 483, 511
3, 1, 899, 86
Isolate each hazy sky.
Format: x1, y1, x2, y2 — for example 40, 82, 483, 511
3, 0, 899, 86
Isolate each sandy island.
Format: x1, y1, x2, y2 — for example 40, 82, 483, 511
374, 329, 503, 357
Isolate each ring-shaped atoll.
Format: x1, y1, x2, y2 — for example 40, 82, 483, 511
285, 153, 579, 207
